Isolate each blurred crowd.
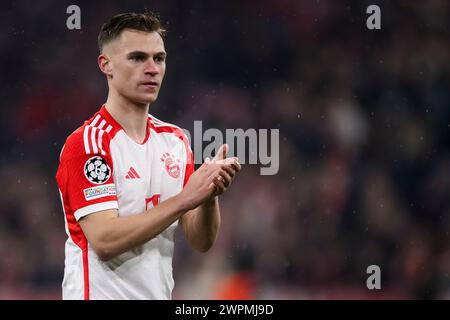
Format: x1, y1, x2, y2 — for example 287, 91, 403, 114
0, 0, 449, 299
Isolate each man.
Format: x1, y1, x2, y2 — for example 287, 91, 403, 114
56, 12, 241, 300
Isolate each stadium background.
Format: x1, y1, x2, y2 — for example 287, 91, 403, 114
0, 0, 449, 299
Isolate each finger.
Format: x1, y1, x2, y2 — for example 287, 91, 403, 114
209, 183, 221, 197
213, 157, 236, 165
207, 167, 223, 181
212, 176, 227, 194
221, 165, 235, 179
220, 165, 235, 180
212, 144, 228, 162
217, 170, 232, 187
208, 161, 237, 180
223, 157, 241, 172
208, 181, 217, 191
232, 157, 241, 171
205, 157, 211, 164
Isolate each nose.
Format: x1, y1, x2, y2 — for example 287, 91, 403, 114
144, 59, 159, 76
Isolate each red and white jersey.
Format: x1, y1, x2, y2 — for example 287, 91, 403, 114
56, 105, 194, 300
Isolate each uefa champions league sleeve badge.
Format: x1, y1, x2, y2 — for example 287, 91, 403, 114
84, 156, 111, 184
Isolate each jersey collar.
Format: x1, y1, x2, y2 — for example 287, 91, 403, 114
99, 104, 151, 145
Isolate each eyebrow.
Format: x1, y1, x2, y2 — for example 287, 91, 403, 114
126, 51, 167, 58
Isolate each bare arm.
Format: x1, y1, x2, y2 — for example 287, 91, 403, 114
79, 194, 187, 261
180, 144, 241, 252
180, 197, 220, 252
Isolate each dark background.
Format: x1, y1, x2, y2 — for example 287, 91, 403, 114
0, 0, 449, 299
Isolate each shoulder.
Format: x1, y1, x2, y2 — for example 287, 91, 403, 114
60, 113, 121, 162
149, 114, 184, 132
149, 114, 193, 156
149, 114, 190, 142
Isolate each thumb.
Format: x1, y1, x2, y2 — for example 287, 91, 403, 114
213, 144, 228, 162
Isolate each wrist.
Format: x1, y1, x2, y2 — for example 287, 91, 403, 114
204, 195, 218, 208
174, 191, 194, 213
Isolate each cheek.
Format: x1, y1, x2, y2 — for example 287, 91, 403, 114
159, 65, 166, 79
113, 61, 132, 79
120, 66, 135, 81
116, 67, 138, 89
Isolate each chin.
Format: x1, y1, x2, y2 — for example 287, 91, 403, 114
135, 94, 158, 105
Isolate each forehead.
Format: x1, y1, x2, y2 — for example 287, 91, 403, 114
110, 29, 165, 54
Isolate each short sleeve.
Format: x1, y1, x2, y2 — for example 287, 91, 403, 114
56, 127, 118, 221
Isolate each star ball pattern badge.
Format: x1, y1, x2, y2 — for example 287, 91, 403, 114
161, 152, 181, 179
84, 156, 111, 184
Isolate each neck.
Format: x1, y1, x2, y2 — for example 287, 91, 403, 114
105, 90, 150, 144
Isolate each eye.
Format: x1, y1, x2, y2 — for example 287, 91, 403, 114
130, 55, 145, 62
154, 55, 166, 63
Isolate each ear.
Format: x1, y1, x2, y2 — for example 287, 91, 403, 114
98, 54, 112, 76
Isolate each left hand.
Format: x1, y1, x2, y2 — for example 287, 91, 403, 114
205, 144, 241, 197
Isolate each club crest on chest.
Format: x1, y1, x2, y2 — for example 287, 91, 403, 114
160, 152, 181, 179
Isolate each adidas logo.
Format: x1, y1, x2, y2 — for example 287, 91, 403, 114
125, 167, 141, 179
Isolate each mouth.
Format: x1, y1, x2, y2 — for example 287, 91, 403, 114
140, 81, 159, 89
